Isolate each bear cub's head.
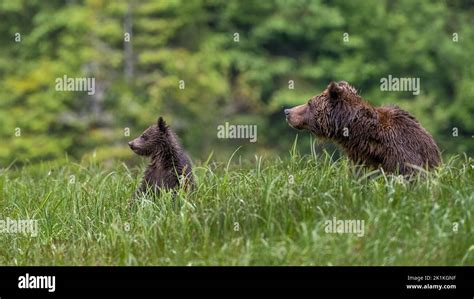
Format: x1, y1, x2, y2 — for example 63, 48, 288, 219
128, 117, 171, 156
285, 81, 370, 138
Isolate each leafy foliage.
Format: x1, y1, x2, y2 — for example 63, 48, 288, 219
0, 0, 473, 165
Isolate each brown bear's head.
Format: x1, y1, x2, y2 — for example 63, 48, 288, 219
285, 81, 368, 138
128, 117, 171, 156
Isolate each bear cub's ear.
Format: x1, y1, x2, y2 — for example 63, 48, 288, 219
328, 81, 343, 100
157, 116, 168, 132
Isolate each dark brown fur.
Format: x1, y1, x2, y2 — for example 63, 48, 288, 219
128, 117, 193, 197
285, 81, 441, 175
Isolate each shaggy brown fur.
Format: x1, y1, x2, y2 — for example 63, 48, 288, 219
285, 81, 441, 175
128, 117, 193, 196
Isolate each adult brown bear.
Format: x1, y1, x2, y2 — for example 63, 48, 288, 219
285, 81, 441, 175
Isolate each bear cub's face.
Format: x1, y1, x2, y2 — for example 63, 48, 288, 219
128, 117, 169, 156
285, 81, 354, 137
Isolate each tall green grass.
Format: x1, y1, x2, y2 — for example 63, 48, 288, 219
0, 149, 473, 265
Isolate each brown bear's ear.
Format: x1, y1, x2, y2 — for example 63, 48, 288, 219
157, 117, 168, 132
328, 81, 343, 100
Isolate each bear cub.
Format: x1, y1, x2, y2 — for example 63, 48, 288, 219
128, 116, 193, 197
285, 81, 441, 175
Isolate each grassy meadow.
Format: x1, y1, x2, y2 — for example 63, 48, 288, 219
0, 146, 473, 266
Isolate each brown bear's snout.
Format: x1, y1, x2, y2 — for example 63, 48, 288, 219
285, 104, 308, 130
128, 138, 151, 156
129, 140, 141, 153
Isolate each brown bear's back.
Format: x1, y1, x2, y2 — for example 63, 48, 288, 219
370, 105, 441, 174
